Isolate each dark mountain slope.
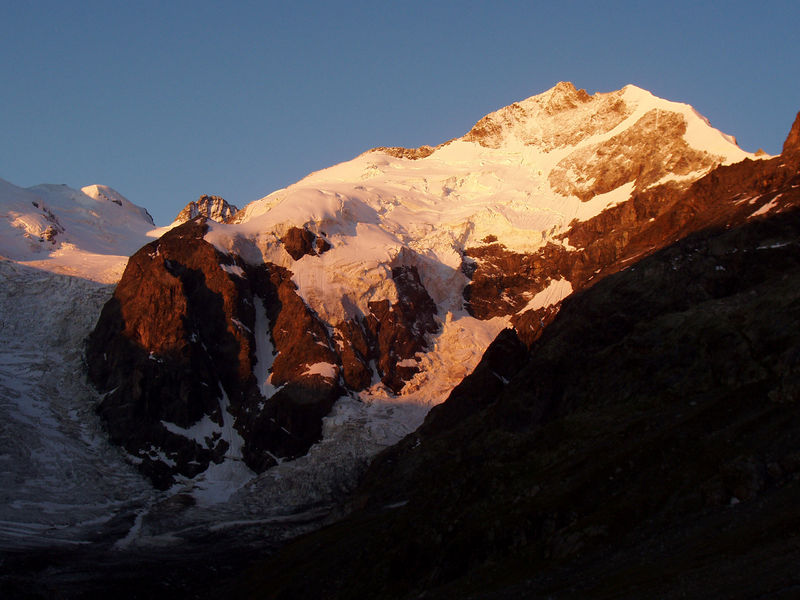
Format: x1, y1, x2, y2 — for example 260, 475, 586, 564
233, 205, 800, 599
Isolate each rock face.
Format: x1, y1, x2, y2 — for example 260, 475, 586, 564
173, 194, 239, 224
370, 145, 437, 160
87, 220, 255, 487
86, 217, 444, 486
280, 226, 331, 259
87, 83, 788, 490
549, 108, 718, 199
464, 132, 800, 345
364, 265, 440, 392
86, 219, 343, 487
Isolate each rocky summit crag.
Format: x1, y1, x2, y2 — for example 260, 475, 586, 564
173, 194, 239, 225
85, 83, 793, 490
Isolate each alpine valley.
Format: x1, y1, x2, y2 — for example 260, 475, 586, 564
1, 83, 799, 598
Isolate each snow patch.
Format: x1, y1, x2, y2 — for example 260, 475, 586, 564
161, 415, 221, 448
302, 362, 338, 379
179, 385, 254, 506
517, 278, 574, 313
574, 181, 636, 222
253, 297, 281, 399
220, 263, 245, 278
749, 195, 782, 218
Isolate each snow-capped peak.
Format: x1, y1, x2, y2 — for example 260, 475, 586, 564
0, 178, 156, 282
219, 83, 756, 322
81, 184, 155, 225
459, 81, 749, 163
192, 82, 765, 436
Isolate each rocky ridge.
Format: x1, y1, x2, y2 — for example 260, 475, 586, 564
173, 194, 239, 225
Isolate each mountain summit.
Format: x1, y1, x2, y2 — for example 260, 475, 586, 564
172, 194, 239, 225
83, 82, 796, 494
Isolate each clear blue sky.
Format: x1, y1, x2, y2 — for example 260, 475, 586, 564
2, 1, 799, 225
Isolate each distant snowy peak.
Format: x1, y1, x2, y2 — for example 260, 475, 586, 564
173, 194, 239, 225
0, 178, 155, 282
82, 184, 155, 226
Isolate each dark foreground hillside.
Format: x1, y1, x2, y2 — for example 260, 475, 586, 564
233, 208, 800, 600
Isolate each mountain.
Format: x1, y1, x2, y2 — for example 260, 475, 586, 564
85, 82, 779, 491
0, 179, 155, 282
229, 110, 800, 600
1, 83, 798, 597
172, 194, 239, 225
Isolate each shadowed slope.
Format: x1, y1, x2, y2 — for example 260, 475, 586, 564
235, 204, 800, 600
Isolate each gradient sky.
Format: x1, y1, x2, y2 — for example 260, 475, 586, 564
2, 1, 799, 225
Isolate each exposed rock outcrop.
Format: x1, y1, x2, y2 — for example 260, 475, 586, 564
364, 265, 440, 392
548, 108, 721, 200
173, 194, 239, 224
86, 224, 441, 485
370, 145, 438, 160
782, 110, 800, 158
86, 220, 254, 487
327, 263, 442, 394
280, 226, 331, 260
237, 261, 341, 465
86, 219, 344, 487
